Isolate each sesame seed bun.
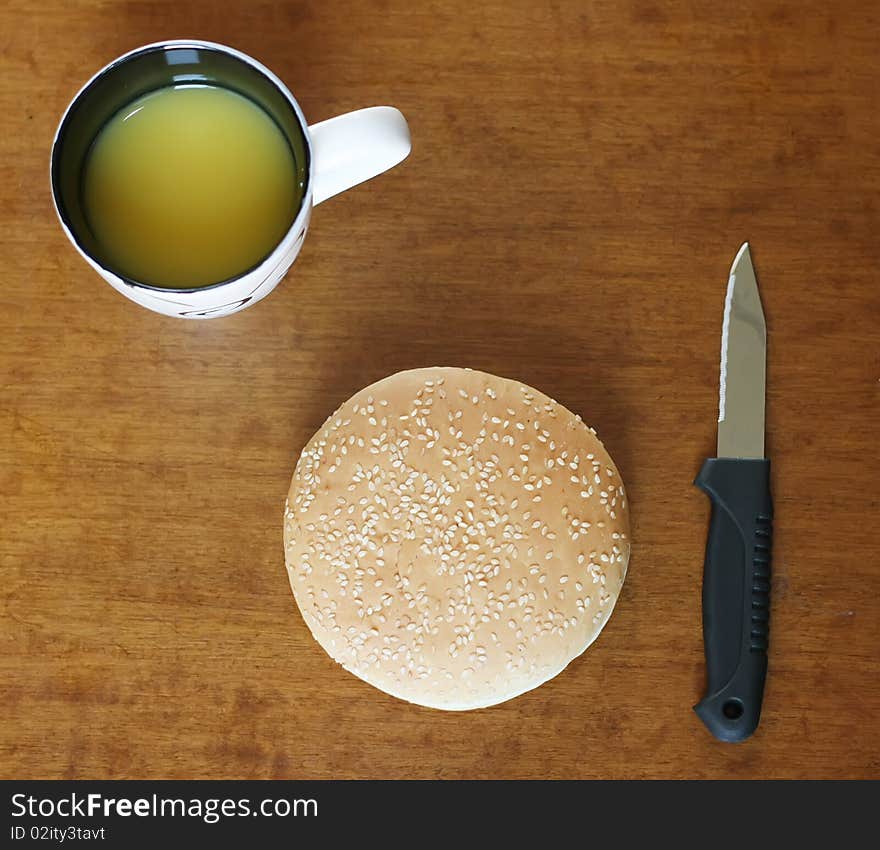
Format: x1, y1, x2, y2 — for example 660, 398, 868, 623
283, 367, 630, 710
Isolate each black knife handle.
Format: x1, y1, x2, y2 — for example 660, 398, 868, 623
693, 457, 772, 742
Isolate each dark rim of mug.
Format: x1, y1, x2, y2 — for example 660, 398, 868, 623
50, 41, 312, 295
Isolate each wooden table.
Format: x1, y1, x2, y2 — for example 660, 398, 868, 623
2, 0, 878, 780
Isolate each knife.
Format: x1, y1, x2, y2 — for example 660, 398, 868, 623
694, 243, 772, 743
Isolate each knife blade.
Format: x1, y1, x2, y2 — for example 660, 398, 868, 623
693, 243, 773, 743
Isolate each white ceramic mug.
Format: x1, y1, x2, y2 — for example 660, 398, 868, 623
51, 40, 410, 318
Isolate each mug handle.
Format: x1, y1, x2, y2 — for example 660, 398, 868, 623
308, 106, 411, 205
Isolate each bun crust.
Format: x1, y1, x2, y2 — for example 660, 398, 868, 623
284, 368, 630, 710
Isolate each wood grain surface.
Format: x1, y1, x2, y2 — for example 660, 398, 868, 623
2, 0, 878, 780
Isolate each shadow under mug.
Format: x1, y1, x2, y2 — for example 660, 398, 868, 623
51, 40, 411, 319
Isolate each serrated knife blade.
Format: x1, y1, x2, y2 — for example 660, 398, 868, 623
718, 243, 766, 458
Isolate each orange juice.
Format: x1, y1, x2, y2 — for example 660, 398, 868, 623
83, 85, 300, 288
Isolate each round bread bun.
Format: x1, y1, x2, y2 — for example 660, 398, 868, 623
284, 367, 630, 710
